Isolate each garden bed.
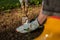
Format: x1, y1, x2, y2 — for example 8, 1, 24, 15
0, 6, 43, 40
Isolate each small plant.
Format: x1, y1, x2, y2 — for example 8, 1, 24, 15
29, 0, 42, 5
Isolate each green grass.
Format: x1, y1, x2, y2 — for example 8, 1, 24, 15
0, 0, 20, 10
0, 0, 42, 11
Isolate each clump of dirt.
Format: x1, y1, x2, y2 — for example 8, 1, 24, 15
0, 6, 43, 40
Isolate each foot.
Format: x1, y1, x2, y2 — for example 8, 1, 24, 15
16, 18, 41, 33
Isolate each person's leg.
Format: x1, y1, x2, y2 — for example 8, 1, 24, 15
16, 0, 48, 33
16, 6, 47, 33
38, 7, 48, 24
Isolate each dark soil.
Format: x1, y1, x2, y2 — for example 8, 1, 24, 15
0, 26, 44, 40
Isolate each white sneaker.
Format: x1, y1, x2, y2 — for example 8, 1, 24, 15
16, 18, 41, 33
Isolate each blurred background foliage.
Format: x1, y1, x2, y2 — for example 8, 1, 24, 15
29, 0, 42, 5
0, 0, 42, 11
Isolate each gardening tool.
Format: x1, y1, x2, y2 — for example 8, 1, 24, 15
19, 0, 29, 24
